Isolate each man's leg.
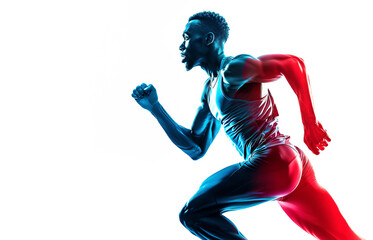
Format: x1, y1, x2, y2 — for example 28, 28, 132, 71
179, 163, 262, 240
179, 144, 302, 239
278, 147, 362, 240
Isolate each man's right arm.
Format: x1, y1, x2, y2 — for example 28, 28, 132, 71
132, 83, 221, 160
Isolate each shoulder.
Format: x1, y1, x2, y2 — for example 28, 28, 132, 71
223, 54, 261, 86
225, 54, 259, 69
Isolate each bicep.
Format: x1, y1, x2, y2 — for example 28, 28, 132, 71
189, 95, 221, 157
254, 55, 287, 83
191, 100, 220, 138
257, 54, 306, 82
191, 79, 220, 137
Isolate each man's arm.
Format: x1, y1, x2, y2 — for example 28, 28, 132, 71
224, 54, 330, 155
258, 54, 317, 125
132, 83, 221, 160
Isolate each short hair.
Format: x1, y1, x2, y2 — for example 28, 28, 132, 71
189, 11, 230, 42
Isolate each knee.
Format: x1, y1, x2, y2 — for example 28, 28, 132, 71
179, 204, 196, 229
179, 205, 190, 227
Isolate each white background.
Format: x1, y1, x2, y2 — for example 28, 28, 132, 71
0, 0, 372, 239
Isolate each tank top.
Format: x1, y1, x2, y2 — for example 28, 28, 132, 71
207, 56, 289, 160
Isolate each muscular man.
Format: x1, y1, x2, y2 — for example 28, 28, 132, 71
131, 11, 362, 240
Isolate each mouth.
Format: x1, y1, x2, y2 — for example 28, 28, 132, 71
181, 52, 187, 63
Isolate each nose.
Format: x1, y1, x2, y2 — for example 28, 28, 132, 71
179, 41, 185, 51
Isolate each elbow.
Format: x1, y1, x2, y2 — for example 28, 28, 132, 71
189, 147, 206, 161
190, 155, 201, 161
189, 151, 203, 161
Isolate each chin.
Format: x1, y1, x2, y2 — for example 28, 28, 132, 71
184, 61, 194, 71
185, 59, 201, 71
185, 65, 193, 71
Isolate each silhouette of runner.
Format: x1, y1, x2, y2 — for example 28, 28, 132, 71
132, 11, 362, 240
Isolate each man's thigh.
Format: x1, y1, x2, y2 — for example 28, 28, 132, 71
185, 163, 274, 214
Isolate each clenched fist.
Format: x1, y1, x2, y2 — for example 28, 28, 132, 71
131, 83, 158, 111
303, 120, 331, 155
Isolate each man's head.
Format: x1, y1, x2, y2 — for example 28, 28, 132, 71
180, 11, 229, 71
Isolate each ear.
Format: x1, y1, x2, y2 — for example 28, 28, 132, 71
205, 32, 215, 46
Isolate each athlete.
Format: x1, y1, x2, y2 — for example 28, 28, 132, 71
131, 11, 362, 240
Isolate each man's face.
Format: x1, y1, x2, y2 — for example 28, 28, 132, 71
179, 20, 208, 71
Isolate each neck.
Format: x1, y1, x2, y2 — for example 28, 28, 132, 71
201, 51, 226, 78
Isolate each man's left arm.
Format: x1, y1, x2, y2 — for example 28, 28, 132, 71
258, 54, 331, 155
225, 54, 331, 155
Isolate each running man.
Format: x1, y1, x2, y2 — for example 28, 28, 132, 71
131, 11, 362, 240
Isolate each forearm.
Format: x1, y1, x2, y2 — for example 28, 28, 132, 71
149, 102, 202, 159
281, 56, 317, 125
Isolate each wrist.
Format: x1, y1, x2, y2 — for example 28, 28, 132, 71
300, 107, 316, 126
149, 101, 161, 115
